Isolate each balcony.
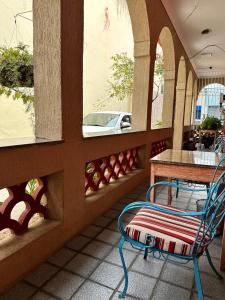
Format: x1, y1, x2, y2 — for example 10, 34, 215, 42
0, 0, 225, 299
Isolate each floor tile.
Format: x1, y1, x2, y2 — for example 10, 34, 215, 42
48, 248, 75, 267
81, 224, 103, 238
0, 282, 36, 300
208, 243, 222, 259
118, 271, 156, 299
66, 235, 91, 251
65, 253, 99, 277
104, 209, 120, 219
82, 240, 113, 259
151, 281, 190, 300
24, 263, 59, 287
93, 216, 112, 227
111, 292, 136, 300
191, 292, 213, 300
96, 229, 120, 245
161, 262, 194, 289
195, 272, 225, 299
43, 270, 84, 300
31, 291, 57, 300
72, 280, 113, 300
131, 254, 164, 278
107, 220, 119, 232
198, 255, 221, 277
105, 247, 137, 268
90, 262, 123, 289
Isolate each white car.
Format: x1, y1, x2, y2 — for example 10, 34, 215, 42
83, 111, 132, 137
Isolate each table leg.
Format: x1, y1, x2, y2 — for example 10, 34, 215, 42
168, 177, 172, 205
150, 164, 155, 203
220, 220, 225, 270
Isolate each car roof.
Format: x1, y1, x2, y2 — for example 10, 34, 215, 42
86, 111, 132, 115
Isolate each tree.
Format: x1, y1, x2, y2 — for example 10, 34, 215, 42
107, 52, 134, 102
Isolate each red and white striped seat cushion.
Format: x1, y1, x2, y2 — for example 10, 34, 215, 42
125, 204, 209, 256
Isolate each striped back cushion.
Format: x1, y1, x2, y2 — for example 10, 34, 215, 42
125, 204, 209, 256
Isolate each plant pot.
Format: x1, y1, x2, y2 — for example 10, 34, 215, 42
17, 64, 34, 88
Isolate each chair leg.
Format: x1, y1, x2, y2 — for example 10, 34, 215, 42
176, 179, 179, 198
205, 249, 223, 279
119, 237, 129, 299
144, 247, 148, 260
193, 258, 204, 300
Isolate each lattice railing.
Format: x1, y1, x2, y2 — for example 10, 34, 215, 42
85, 148, 139, 194
151, 139, 170, 157
0, 178, 47, 236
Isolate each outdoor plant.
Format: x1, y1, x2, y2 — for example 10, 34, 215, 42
0, 43, 34, 105
107, 52, 134, 102
200, 116, 222, 130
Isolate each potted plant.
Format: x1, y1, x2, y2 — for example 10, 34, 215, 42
200, 116, 222, 148
0, 43, 34, 105
0, 43, 33, 88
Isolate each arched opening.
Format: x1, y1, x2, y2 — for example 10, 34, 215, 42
194, 82, 225, 125
151, 26, 175, 129
173, 56, 186, 149
184, 71, 193, 126
82, 0, 150, 137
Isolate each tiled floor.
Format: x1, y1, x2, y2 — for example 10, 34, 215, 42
0, 180, 224, 300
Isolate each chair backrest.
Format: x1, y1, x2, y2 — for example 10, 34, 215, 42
194, 156, 225, 255
214, 135, 225, 153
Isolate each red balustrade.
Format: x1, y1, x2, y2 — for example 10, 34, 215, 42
0, 178, 47, 235
151, 139, 169, 157
85, 148, 138, 194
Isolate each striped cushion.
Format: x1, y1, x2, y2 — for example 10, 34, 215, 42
125, 204, 209, 256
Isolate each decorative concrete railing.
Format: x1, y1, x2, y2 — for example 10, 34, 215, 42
0, 178, 47, 236
151, 139, 170, 157
85, 148, 138, 194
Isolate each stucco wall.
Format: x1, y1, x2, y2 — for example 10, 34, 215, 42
83, 0, 134, 115
0, 0, 34, 139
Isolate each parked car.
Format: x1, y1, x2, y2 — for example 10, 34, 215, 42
83, 111, 132, 137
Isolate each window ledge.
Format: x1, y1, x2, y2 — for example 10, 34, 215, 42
0, 137, 64, 149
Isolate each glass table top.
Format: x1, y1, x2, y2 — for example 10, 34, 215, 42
150, 149, 225, 168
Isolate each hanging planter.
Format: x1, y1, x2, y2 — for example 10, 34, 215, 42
0, 44, 33, 89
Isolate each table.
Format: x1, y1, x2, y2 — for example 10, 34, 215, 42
150, 149, 225, 269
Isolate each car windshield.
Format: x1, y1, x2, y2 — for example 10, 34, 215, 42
83, 113, 120, 127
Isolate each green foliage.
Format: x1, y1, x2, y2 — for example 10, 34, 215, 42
107, 53, 134, 101
155, 120, 163, 128
200, 116, 222, 130
26, 179, 37, 195
154, 53, 164, 77
0, 43, 34, 104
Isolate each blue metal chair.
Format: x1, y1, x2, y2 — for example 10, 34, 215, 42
118, 156, 225, 300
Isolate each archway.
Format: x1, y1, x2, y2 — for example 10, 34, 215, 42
173, 56, 186, 149
194, 82, 225, 124
151, 26, 175, 129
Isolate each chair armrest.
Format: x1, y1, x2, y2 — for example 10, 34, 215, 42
146, 181, 208, 201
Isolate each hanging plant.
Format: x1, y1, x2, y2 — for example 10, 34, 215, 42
0, 43, 33, 88
0, 43, 34, 105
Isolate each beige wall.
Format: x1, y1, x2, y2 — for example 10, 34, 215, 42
0, 0, 34, 139
83, 0, 134, 115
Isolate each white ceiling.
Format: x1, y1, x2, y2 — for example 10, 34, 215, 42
161, 0, 225, 78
